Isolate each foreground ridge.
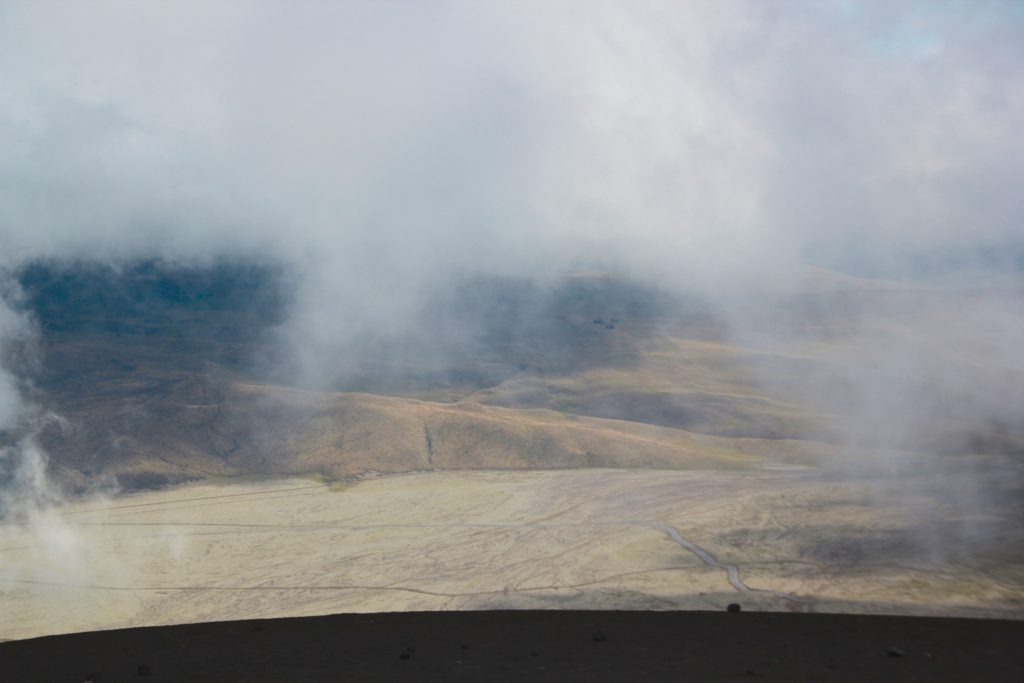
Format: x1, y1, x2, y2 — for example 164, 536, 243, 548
2, 610, 1021, 682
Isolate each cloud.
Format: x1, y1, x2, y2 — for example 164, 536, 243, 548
0, 1, 1019, 596
0, 0, 1021, 442
0, 1, 1019, 272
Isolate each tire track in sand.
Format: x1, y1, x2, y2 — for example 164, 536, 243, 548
634, 522, 814, 608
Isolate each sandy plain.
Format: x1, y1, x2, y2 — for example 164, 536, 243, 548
2, 467, 1022, 641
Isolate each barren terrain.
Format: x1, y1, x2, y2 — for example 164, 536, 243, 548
3, 467, 1021, 641
2, 264, 1022, 644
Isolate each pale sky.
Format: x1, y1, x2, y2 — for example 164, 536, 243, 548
1, 1, 1021, 284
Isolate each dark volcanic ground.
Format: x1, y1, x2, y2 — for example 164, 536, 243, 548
1, 610, 1021, 682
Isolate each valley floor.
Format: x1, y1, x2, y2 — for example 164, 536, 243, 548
1, 468, 1022, 641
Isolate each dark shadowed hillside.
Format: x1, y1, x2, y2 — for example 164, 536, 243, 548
7, 260, 1021, 493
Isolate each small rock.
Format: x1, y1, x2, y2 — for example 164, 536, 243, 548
137, 664, 151, 676
592, 630, 607, 642
727, 603, 742, 613
84, 674, 102, 683
459, 643, 470, 650
406, 646, 416, 653
886, 647, 905, 658
399, 652, 411, 660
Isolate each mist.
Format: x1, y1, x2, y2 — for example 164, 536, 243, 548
1, 0, 1023, 586
2, 2, 1020, 270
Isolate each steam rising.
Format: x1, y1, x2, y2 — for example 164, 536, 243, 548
0, 277, 85, 601
0, 278, 46, 518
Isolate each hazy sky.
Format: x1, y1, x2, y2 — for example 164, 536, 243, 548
1, 1, 1021, 280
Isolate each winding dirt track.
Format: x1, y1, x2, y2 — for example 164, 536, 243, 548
0, 519, 808, 602
640, 523, 813, 607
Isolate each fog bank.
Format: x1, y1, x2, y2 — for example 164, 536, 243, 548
0, 1, 1022, 495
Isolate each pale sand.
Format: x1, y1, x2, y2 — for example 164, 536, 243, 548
2, 468, 1021, 640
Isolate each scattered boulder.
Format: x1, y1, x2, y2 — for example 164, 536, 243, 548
592, 630, 607, 642
727, 603, 742, 613
886, 647, 905, 658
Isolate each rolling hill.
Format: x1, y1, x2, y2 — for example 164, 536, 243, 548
8, 259, 1022, 493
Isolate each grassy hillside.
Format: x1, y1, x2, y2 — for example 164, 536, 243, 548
11, 260, 1023, 491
